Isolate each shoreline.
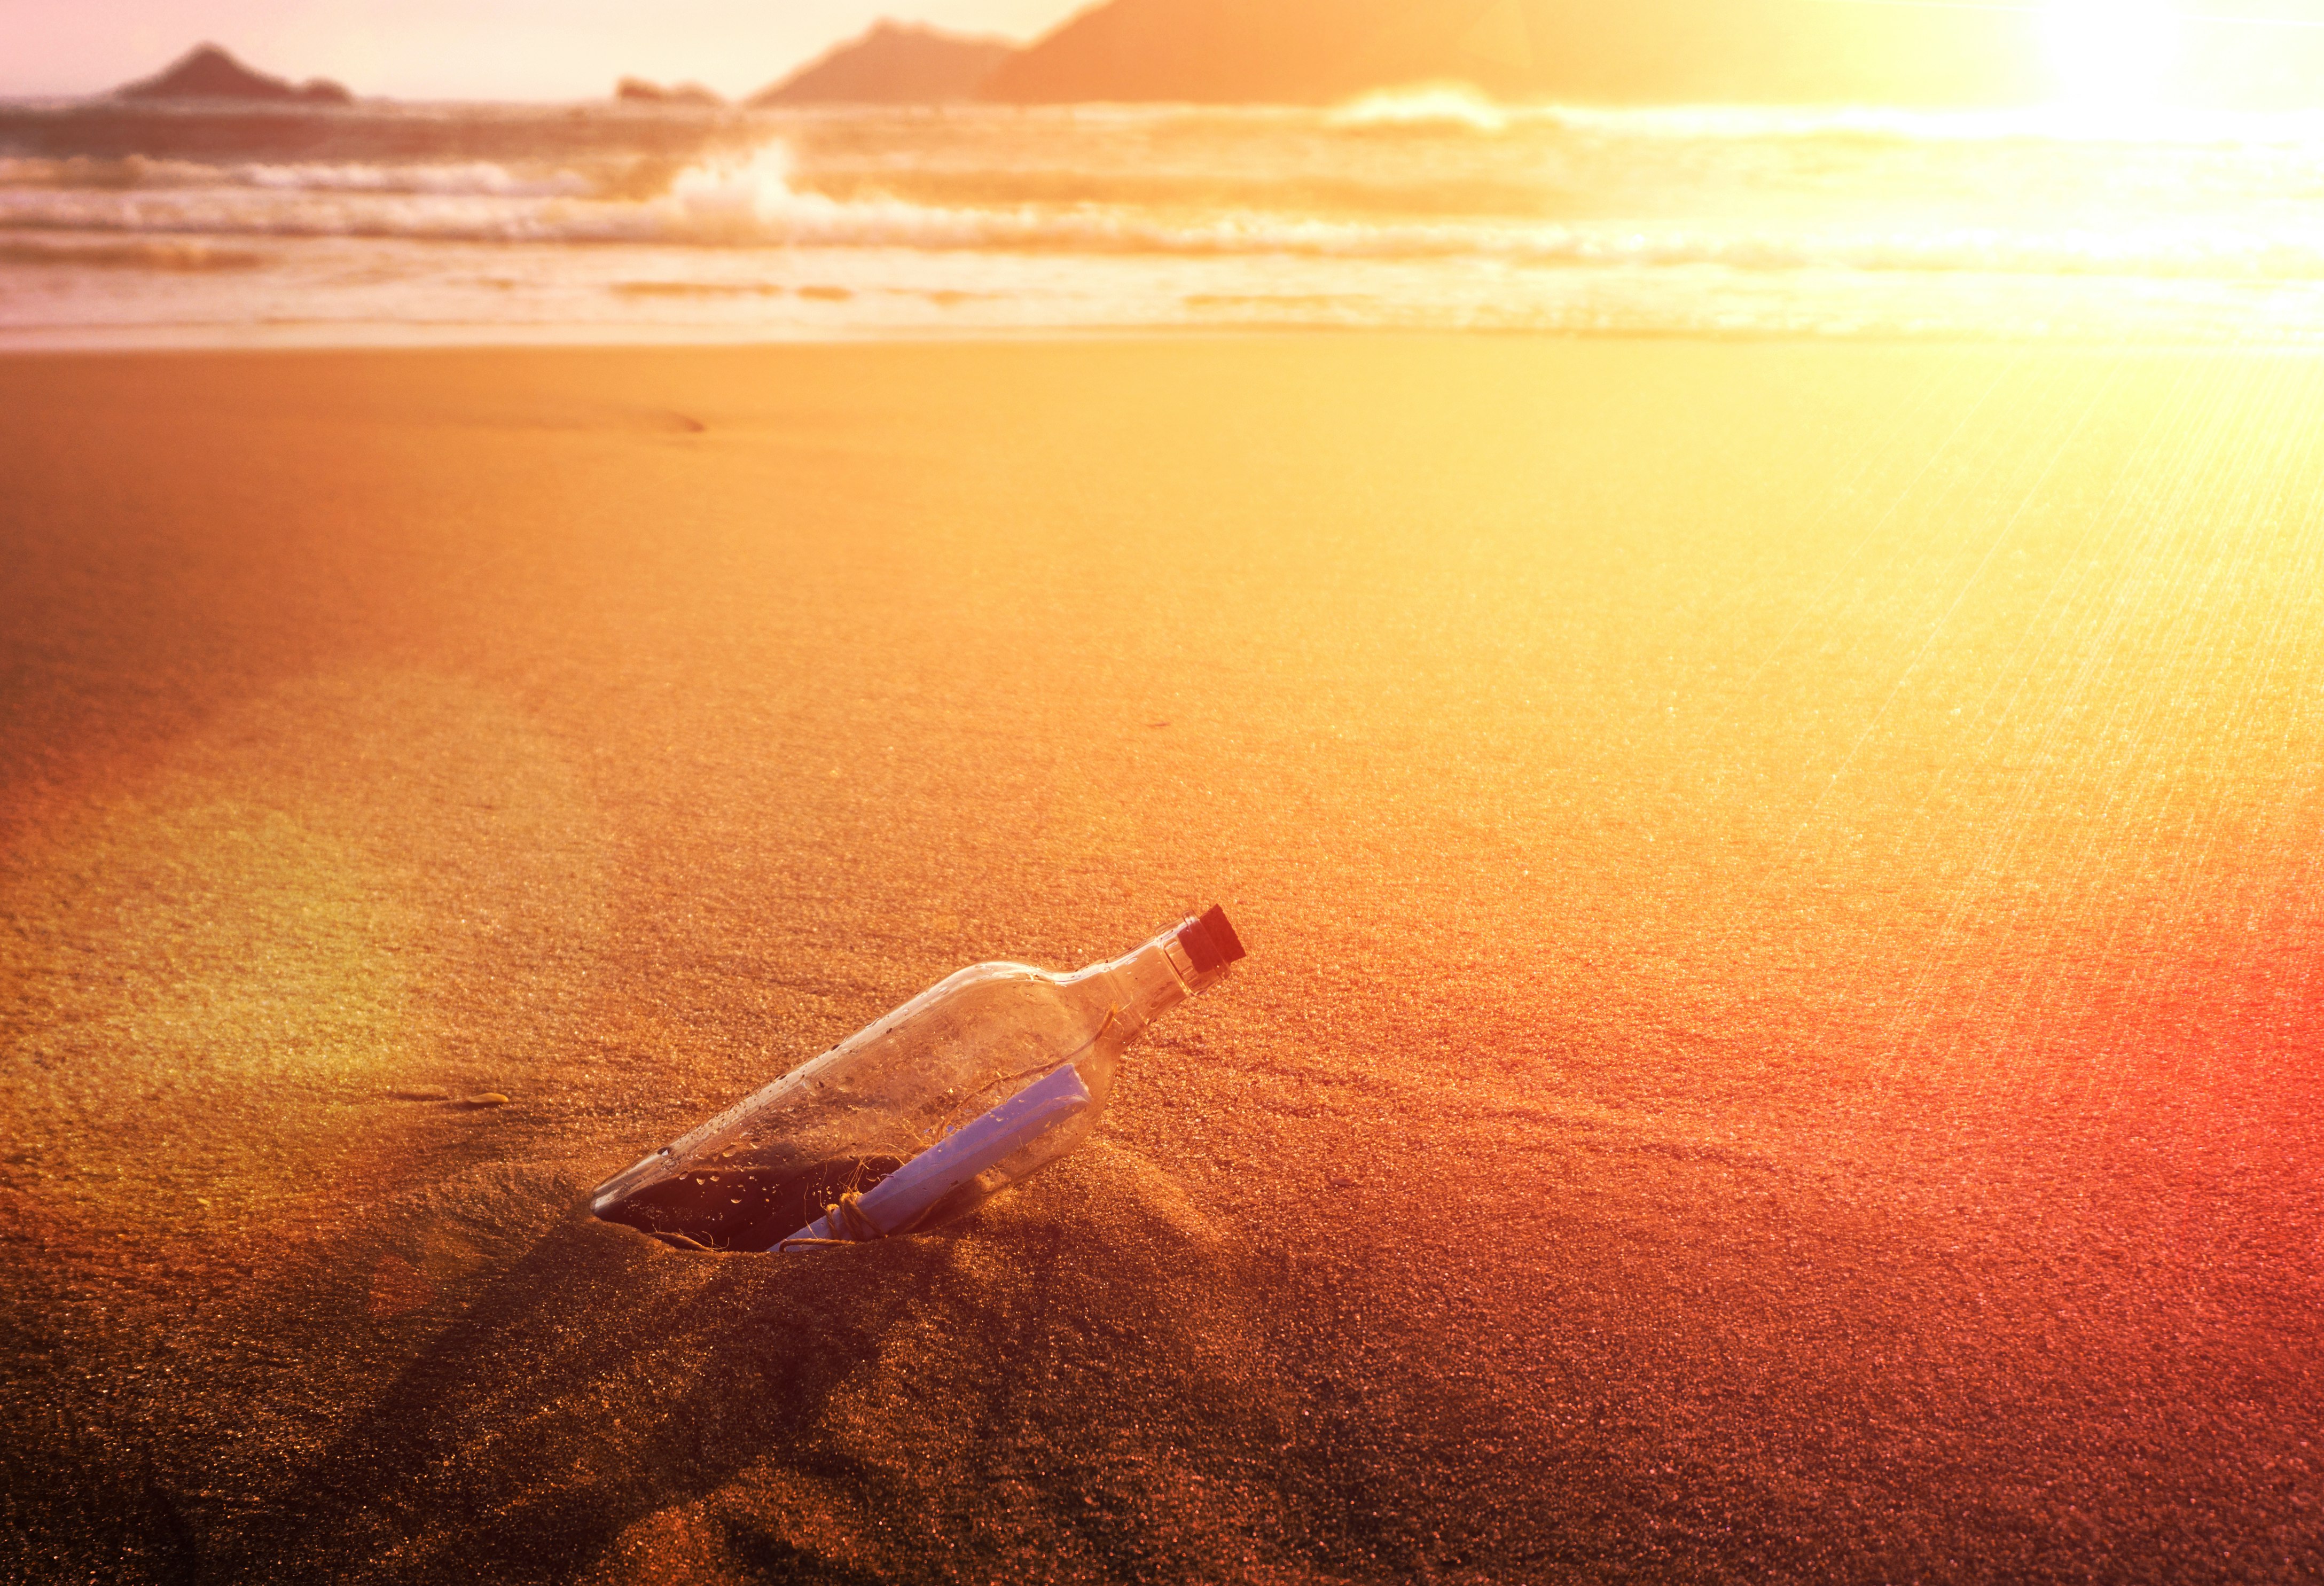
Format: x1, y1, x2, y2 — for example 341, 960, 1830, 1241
12, 321, 2324, 355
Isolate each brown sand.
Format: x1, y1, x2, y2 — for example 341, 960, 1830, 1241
2, 337, 2320, 1583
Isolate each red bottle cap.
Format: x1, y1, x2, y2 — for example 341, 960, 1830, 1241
1177, 904, 1247, 975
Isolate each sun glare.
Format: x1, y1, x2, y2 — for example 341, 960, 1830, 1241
2038, 0, 2182, 118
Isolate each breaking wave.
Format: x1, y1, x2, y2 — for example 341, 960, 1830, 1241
0, 154, 596, 198
1327, 83, 1511, 135
12, 100, 2324, 345
0, 235, 265, 270
7, 139, 2324, 287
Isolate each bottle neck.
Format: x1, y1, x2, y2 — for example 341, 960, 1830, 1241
1085, 923, 1227, 1038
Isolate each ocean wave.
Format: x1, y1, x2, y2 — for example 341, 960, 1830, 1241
236, 161, 594, 198
0, 235, 266, 270
1325, 98, 2324, 150
9, 139, 2324, 289
0, 154, 595, 198
1327, 84, 1511, 135
609, 279, 785, 297
782, 95, 2324, 151
0, 155, 223, 190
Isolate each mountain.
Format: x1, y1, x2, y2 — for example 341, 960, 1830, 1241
981, 0, 2048, 106
753, 21, 1017, 106
983, 0, 1415, 104
113, 43, 354, 105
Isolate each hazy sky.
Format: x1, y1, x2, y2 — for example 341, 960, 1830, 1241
0, 1, 1094, 100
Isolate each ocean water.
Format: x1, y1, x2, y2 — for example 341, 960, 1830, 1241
8, 89, 2324, 347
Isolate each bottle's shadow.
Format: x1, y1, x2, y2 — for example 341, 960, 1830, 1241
218, 1143, 1293, 1584
214, 1183, 937, 1582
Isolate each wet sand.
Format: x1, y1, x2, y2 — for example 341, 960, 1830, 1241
2, 337, 2320, 1583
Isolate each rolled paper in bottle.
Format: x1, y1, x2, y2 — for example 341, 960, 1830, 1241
776, 1062, 1093, 1249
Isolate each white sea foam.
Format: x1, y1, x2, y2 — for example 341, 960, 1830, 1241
236, 161, 594, 198
9, 140, 2324, 288
1327, 83, 1511, 135
10, 103, 2324, 343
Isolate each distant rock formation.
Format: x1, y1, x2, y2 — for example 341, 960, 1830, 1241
983, 0, 1399, 105
753, 21, 1016, 106
981, 0, 2049, 106
615, 77, 724, 107
114, 43, 354, 105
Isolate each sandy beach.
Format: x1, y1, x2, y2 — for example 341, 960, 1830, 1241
3, 335, 2320, 1582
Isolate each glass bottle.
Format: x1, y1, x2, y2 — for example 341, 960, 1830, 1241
591, 906, 1246, 1252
